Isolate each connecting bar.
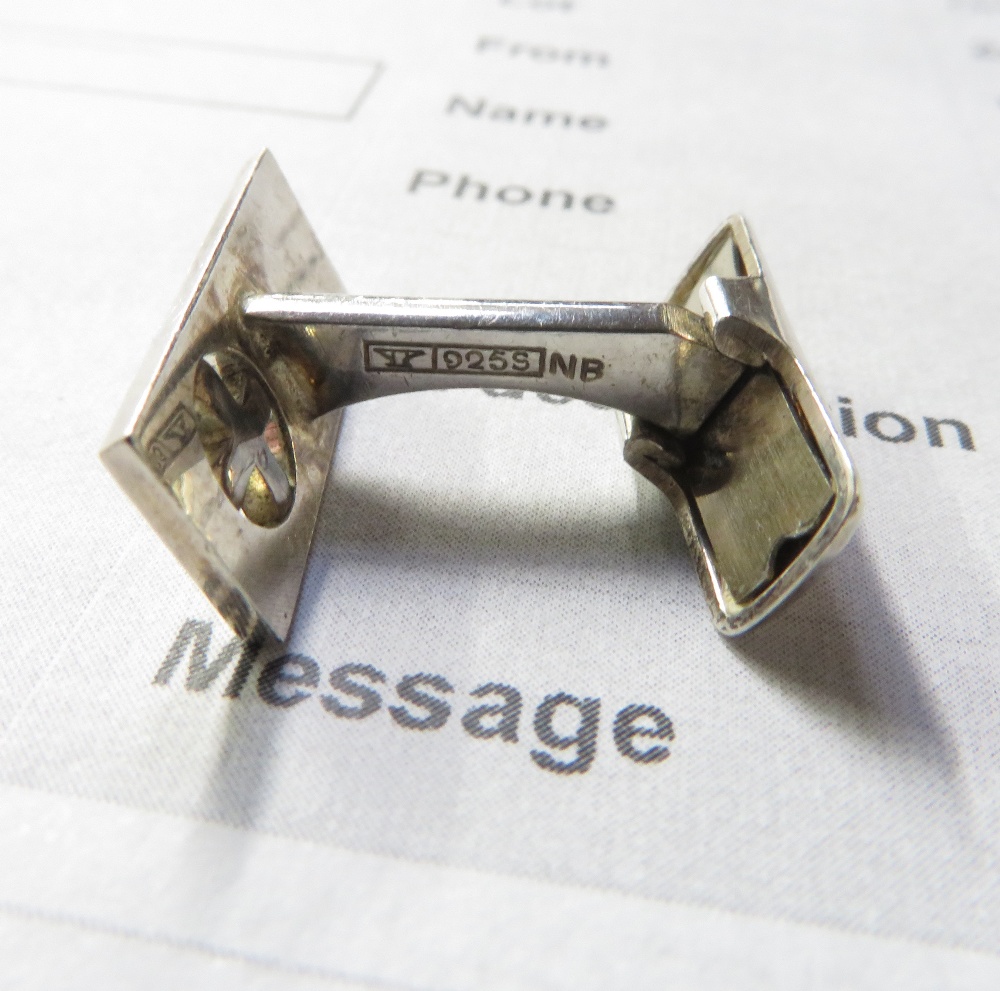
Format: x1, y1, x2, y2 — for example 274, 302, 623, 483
243, 293, 713, 340
240, 293, 745, 436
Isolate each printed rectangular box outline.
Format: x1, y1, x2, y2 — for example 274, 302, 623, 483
0, 21, 383, 121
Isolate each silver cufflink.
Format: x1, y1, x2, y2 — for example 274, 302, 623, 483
101, 150, 860, 642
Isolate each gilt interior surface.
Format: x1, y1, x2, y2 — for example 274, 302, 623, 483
687, 371, 834, 603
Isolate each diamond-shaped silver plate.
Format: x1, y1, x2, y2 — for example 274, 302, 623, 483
100, 151, 344, 640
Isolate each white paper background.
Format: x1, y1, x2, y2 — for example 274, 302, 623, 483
1, 0, 998, 986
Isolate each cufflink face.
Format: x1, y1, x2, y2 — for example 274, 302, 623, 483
623, 218, 860, 634
100, 151, 344, 640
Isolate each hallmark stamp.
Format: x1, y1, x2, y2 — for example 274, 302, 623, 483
147, 404, 196, 473
364, 341, 545, 377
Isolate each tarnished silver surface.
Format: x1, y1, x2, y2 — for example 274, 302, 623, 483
101, 150, 860, 642
100, 151, 345, 640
